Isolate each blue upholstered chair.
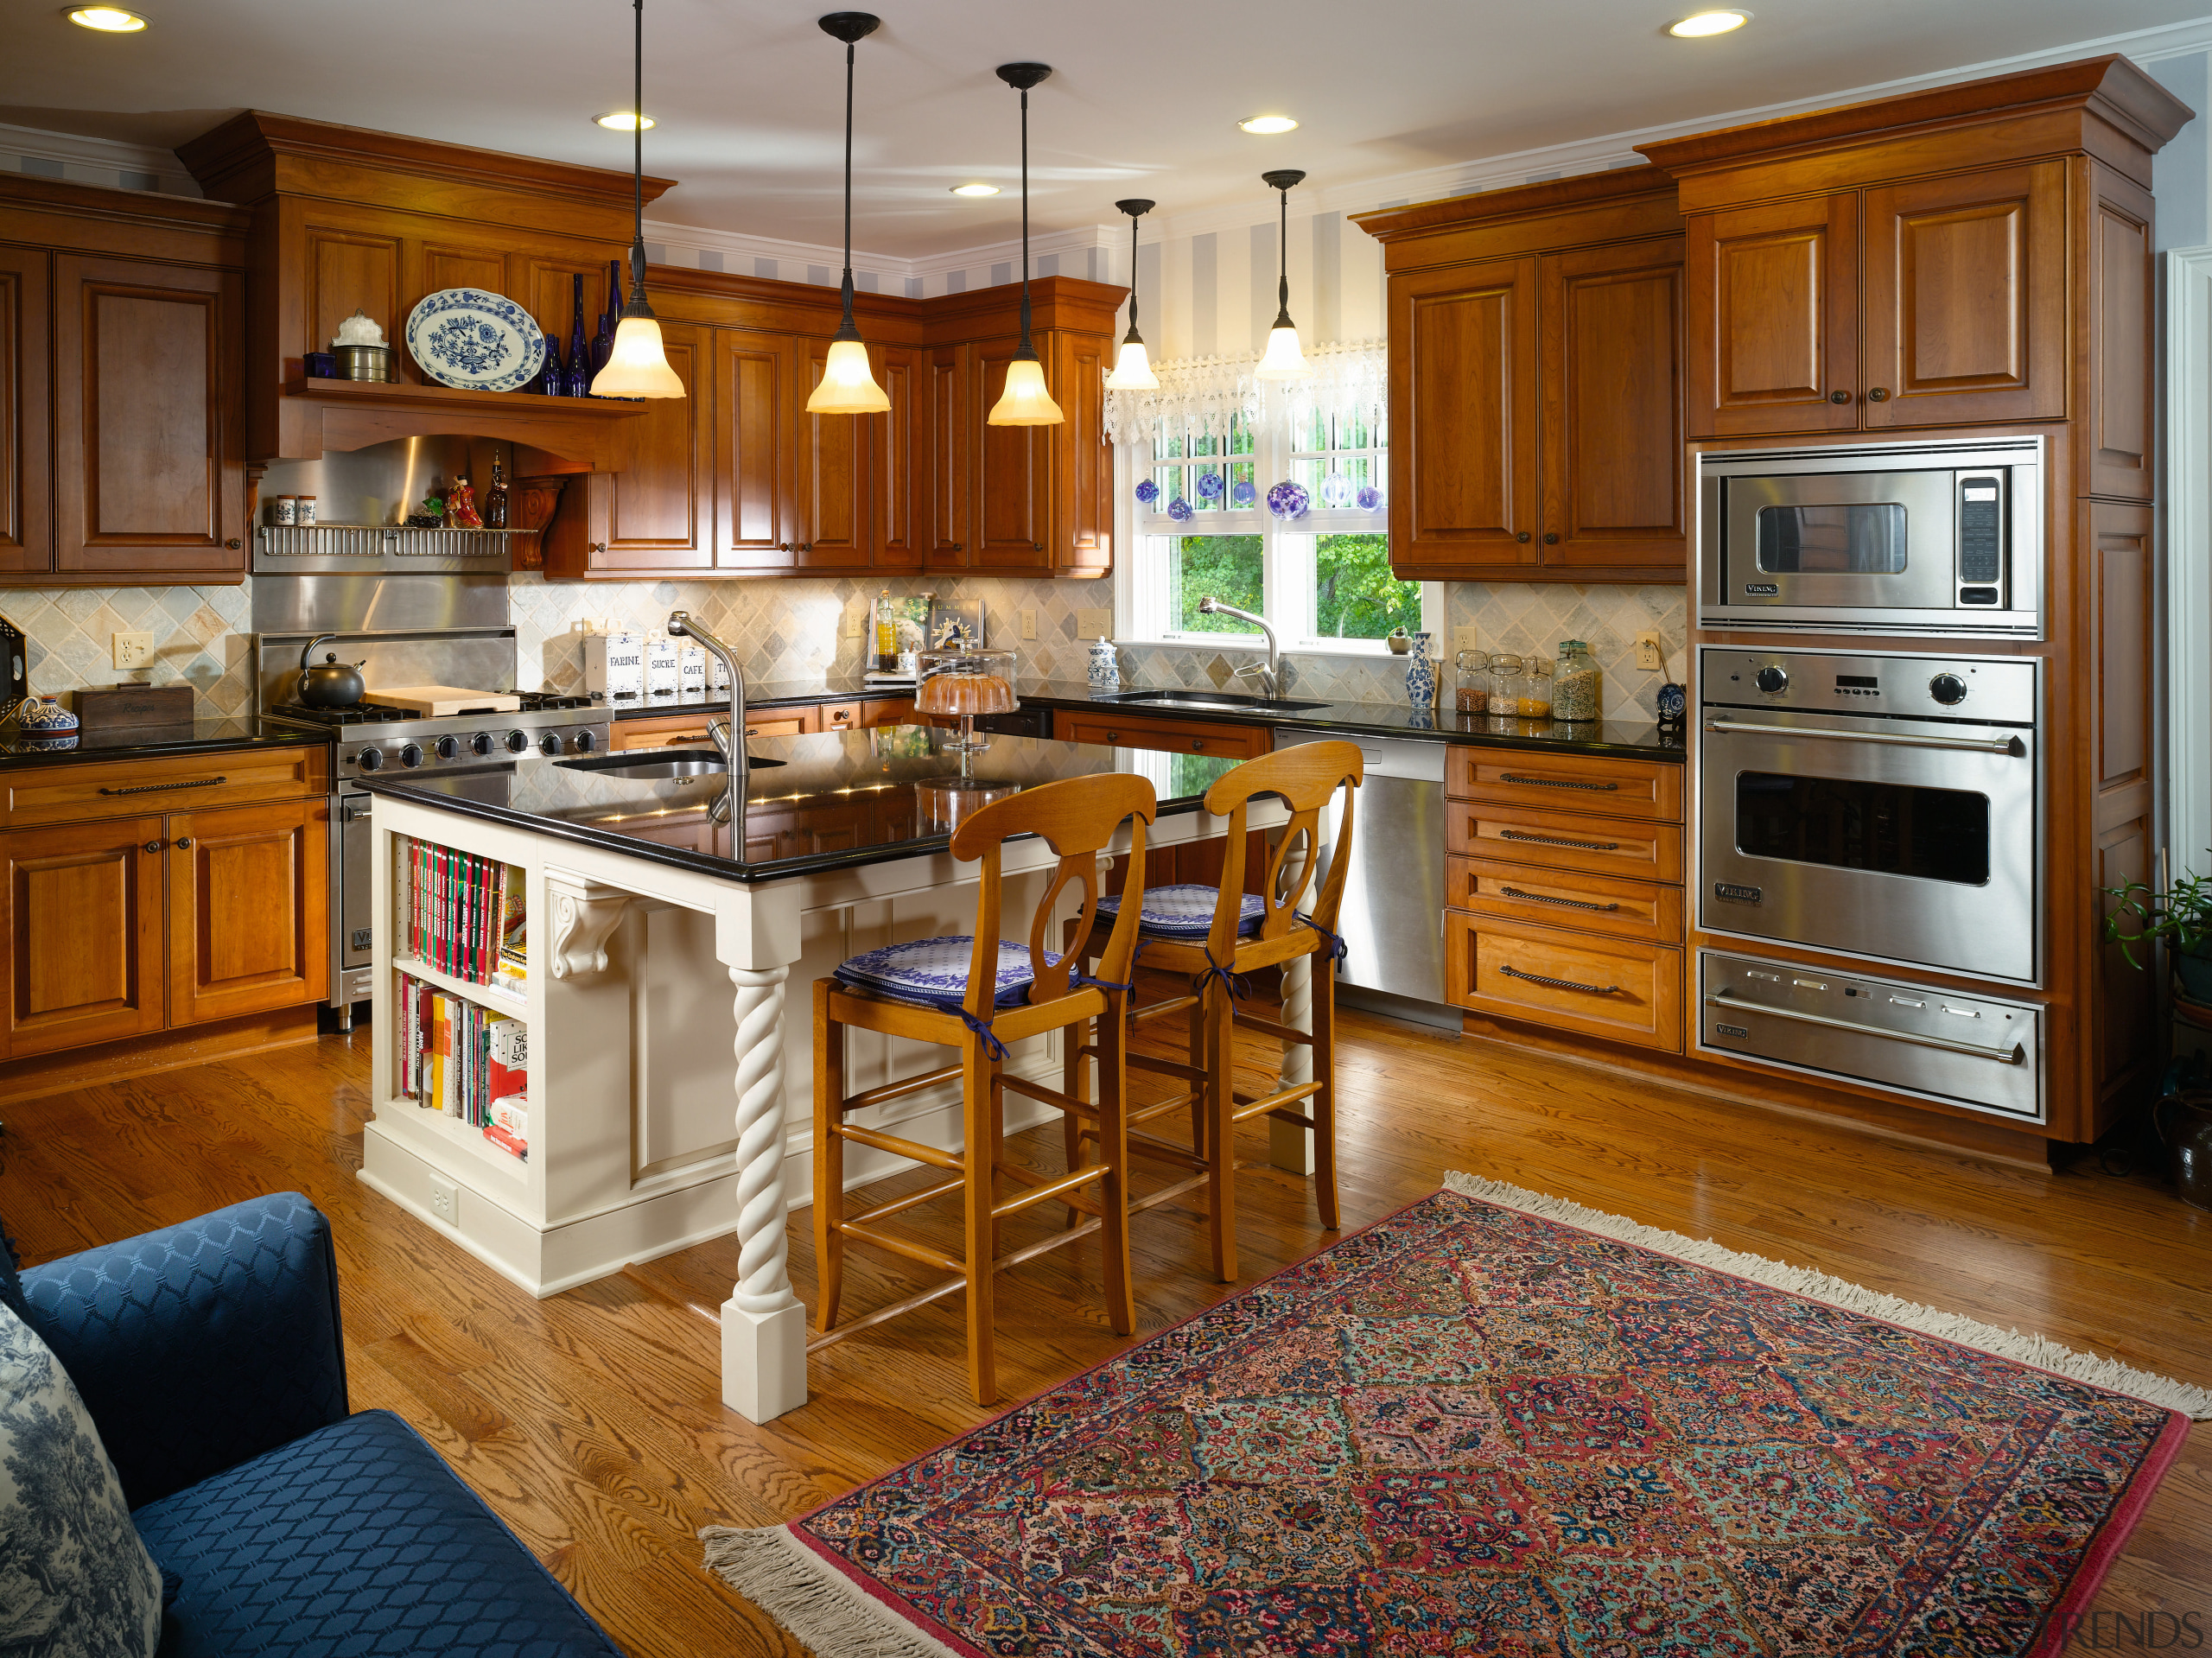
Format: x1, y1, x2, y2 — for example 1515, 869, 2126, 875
3, 1192, 625, 1657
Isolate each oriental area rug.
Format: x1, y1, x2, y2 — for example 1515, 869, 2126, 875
705, 1175, 2210, 1658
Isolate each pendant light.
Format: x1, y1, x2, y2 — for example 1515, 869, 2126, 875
805, 12, 892, 415
1254, 168, 1311, 382
1103, 198, 1159, 391
591, 0, 686, 398
987, 61, 1065, 427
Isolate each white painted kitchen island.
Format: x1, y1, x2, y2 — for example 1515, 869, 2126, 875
358, 727, 1294, 1423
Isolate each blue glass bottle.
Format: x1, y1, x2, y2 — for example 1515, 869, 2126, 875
564, 273, 589, 397
539, 329, 565, 396
592, 258, 619, 381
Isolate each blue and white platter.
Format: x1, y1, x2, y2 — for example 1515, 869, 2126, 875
404, 289, 546, 393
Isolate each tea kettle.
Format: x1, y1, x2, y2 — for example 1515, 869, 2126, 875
296, 635, 365, 708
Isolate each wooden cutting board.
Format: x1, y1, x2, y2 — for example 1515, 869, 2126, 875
372, 684, 523, 716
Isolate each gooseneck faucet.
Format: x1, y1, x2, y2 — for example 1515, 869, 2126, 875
1197, 595, 1281, 700
666, 610, 747, 778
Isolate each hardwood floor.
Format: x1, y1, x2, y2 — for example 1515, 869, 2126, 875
2, 989, 2207, 1655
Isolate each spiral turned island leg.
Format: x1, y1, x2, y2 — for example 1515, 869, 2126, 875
721, 962, 807, 1422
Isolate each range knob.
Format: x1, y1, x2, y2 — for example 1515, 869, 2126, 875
573, 729, 596, 753
471, 731, 497, 756
540, 732, 564, 755
505, 729, 531, 753
1929, 672, 1968, 707
397, 743, 424, 768
434, 735, 460, 759
1753, 664, 1789, 696
355, 746, 385, 772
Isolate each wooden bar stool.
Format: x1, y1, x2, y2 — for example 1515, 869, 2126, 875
811, 772, 1156, 1406
1065, 742, 1363, 1282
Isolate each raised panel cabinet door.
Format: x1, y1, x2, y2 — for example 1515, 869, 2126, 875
53, 255, 245, 581
795, 335, 873, 570
1387, 257, 1541, 576
1688, 194, 1860, 437
973, 339, 1052, 570
2084, 166, 2156, 501
874, 344, 922, 569
520, 257, 618, 358
925, 345, 972, 569
302, 225, 402, 380
594, 317, 711, 571
0, 244, 51, 575
0, 816, 164, 1058
1052, 329, 1112, 576
168, 798, 328, 1027
1540, 238, 1687, 574
2087, 499, 2157, 1137
1862, 161, 2067, 429
715, 328, 798, 569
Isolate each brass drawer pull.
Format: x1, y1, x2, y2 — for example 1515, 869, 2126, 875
1501, 963, 1621, 996
1499, 885, 1621, 914
98, 775, 228, 797
1498, 772, 1618, 791
1498, 828, 1620, 852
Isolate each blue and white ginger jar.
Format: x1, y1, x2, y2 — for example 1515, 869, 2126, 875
1404, 631, 1436, 708
1088, 638, 1120, 692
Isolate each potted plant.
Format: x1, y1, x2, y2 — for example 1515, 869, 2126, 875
2104, 866, 2212, 1008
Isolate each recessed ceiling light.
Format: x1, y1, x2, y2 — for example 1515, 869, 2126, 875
950, 182, 1001, 197
1239, 115, 1299, 135
594, 111, 654, 130
66, 6, 147, 29
1668, 9, 1748, 36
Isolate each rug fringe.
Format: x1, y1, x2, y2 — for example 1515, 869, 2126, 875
701, 1524, 966, 1658
1442, 1171, 2212, 1421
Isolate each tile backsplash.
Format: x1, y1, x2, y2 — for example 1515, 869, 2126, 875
10, 570, 1688, 727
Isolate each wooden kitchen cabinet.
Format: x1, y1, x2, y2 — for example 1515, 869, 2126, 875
1357, 170, 1688, 584
168, 798, 327, 1026
714, 327, 800, 570
1051, 708, 1272, 759
0, 244, 51, 576
1447, 910, 1682, 1053
52, 252, 246, 582
925, 344, 972, 569
971, 339, 1054, 569
0, 814, 166, 1057
1685, 194, 1861, 437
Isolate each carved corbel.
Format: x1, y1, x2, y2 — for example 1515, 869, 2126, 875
546, 880, 632, 981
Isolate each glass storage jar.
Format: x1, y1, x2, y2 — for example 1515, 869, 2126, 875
1485, 653, 1525, 715
1454, 650, 1489, 713
1552, 639, 1601, 721
1521, 657, 1554, 718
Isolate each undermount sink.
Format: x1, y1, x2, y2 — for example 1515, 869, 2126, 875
1107, 689, 1328, 714
556, 753, 785, 781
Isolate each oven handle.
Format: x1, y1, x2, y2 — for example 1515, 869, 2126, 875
1705, 990, 2025, 1064
1702, 718, 2020, 756
340, 798, 372, 823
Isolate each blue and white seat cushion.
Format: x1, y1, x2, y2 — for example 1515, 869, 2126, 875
835, 937, 1059, 1011
1095, 883, 1265, 941
0, 1301, 164, 1657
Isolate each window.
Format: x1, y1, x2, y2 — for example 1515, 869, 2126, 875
1119, 403, 1434, 653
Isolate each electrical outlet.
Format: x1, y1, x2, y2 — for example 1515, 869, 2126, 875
426, 1176, 459, 1226
1076, 607, 1112, 638
1020, 608, 1038, 640
1634, 630, 1663, 671
111, 631, 154, 670
1453, 625, 1479, 653
843, 608, 862, 638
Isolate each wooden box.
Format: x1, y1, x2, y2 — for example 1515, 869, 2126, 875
73, 683, 194, 732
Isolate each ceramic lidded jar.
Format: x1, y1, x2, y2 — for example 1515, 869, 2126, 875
1088, 638, 1120, 691
1404, 631, 1436, 708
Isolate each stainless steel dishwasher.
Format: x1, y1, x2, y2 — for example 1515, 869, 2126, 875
1274, 730, 1452, 1023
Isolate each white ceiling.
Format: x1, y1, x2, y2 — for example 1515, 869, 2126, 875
1, 0, 2204, 258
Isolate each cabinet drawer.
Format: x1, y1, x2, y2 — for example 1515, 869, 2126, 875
820, 701, 862, 732
1450, 857, 1683, 946
1450, 747, 1682, 821
1446, 799, 1681, 883
0, 746, 328, 829
861, 698, 915, 727
1052, 709, 1270, 759
1446, 911, 1681, 1052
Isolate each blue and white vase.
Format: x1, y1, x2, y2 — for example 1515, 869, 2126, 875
1404, 631, 1435, 707
1088, 638, 1120, 692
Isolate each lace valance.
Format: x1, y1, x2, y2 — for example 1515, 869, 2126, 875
1103, 339, 1387, 446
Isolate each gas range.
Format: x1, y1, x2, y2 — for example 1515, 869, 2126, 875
264, 693, 612, 780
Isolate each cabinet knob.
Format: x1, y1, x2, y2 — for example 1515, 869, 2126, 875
1032, 542, 1041, 551
1828, 390, 1853, 404
1191, 739, 1205, 751
1104, 731, 1119, 743
174, 836, 193, 849
1543, 532, 1559, 545
799, 543, 812, 552
1866, 386, 1891, 403
225, 537, 241, 549
143, 839, 165, 854
590, 541, 607, 553
1516, 530, 1531, 543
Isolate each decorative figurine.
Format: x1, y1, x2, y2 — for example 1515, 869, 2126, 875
444, 475, 483, 529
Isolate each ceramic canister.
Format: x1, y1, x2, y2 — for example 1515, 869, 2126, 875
1088, 638, 1120, 691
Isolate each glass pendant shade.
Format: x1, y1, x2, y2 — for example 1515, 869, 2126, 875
988, 355, 1064, 425
1255, 321, 1310, 381
1104, 336, 1158, 391
591, 312, 686, 397
807, 336, 891, 414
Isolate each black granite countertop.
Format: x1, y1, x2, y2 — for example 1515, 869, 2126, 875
357, 727, 1259, 884
0, 717, 328, 770
607, 678, 1684, 759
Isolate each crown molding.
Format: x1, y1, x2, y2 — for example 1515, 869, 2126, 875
0, 121, 200, 194
642, 214, 1125, 286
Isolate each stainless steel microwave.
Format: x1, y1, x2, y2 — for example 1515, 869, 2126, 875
1698, 438, 2043, 638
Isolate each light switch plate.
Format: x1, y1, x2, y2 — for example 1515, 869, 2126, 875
1453, 625, 1479, 653
1020, 609, 1038, 640
111, 631, 154, 670
1076, 607, 1112, 638
1634, 631, 1663, 671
